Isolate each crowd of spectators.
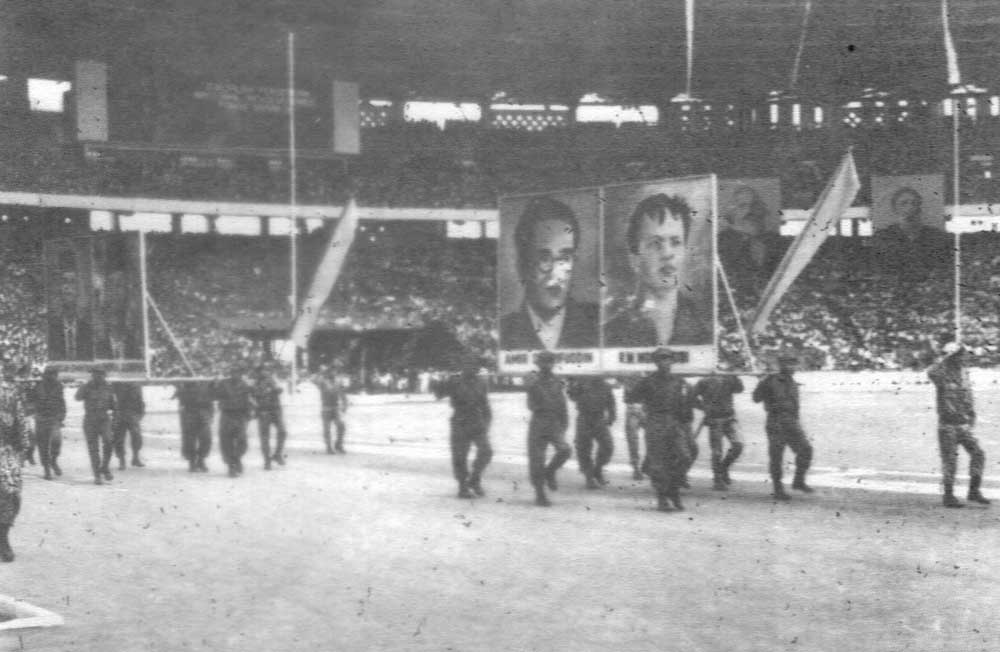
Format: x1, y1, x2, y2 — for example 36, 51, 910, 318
4, 119, 1000, 209
5, 120, 1000, 378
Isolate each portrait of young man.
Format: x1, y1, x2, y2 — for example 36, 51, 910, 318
604, 192, 712, 348
499, 195, 599, 351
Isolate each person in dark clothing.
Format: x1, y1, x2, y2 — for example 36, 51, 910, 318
75, 368, 117, 484
0, 365, 29, 562
32, 366, 66, 480
626, 348, 694, 512
927, 342, 990, 508
434, 356, 493, 498
526, 351, 571, 506
692, 372, 745, 491
112, 382, 146, 469
567, 376, 616, 489
622, 378, 646, 481
214, 366, 256, 477
252, 365, 288, 469
752, 353, 813, 500
175, 381, 215, 472
313, 365, 348, 454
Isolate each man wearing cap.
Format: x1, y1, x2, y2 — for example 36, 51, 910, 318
112, 382, 146, 469
32, 366, 66, 480
927, 341, 990, 507
692, 370, 745, 491
313, 364, 349, 455
526, 351, 572, 506
252, 365, 288, 469
434, 355, 493, 498
627, 347, 694, 511
752, 352, 813, 500
175, 380, 214, 472
214, 365, 256, 477
567, 375, 616, 489
75, 368, 118, 484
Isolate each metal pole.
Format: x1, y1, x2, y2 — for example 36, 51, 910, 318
139, 230, 151, 378
953, 91, 962, 341
288, 31, 299, 389
716, 258, 759, 373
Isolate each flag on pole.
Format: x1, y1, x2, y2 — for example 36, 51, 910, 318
289, 198, 359, 348
942, 0, 962, 86
750, 150, 860, 335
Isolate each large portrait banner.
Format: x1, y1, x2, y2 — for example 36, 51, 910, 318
602, 177, 717, 374
44, 234, 146, 373
498, 176, 717, 375
498, 188, 602, 375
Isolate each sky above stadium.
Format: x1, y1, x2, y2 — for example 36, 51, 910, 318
4, 0, 1000, 103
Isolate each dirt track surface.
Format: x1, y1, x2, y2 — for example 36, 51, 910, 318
2, 388, 1000, 652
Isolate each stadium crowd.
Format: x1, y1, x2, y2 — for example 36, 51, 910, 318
3, 120, 1000, 379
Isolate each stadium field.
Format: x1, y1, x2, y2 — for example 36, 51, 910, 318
2, 377, 999, 652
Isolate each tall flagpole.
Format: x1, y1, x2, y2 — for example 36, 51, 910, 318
943, 0, 962, 341
685, 0, 695, 98
288, 31, 299, 388
952, 91, 962, 341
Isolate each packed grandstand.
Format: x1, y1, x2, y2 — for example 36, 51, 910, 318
3, 110, 1000, 381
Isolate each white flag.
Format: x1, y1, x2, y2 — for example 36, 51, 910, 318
751, 150, 860, 335
289, 198, 359, 348
942, 0, 962, 86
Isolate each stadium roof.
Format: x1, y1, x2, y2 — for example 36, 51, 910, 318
5, 0, 1000, 104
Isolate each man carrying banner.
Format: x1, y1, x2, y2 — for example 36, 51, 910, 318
927, 341, 990, 508
434, 355, 493, 499
623, 378, 646, 481
752, 352, 813, 500
75, 368, 117, 485
567, 375, 616, 489
692, 371, 744, 491
215, 365, 256, 478
252, 364, 288, 469
626, 347, 694, 512
500, 197, 599, 350
526, 351, 572, 507
313, 363, 349, 455
176, 380, 215, 472
33, 366, 66, 480
112, 382, 145, 469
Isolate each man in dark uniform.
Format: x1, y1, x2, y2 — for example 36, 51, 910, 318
692, 371, 745, 491
33, 366, 66, 480
175, 380, 215, 472
252, 365, 288, 469
927, 341, 990, 508
112, 382, 146, 469
623, 377, 645, 481
752, 352, 813, 500
526, 351, 571, 507
313, 364, 348, 454
626, 347, 694, 512
214, 365, 256, 477
75, 368, 118, 484
567, 376, 616, 489
434, 355, 493, 498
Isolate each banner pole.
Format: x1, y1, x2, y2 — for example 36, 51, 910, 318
139, 231, 151, 378
288, 30, 299, 389
952, 92, 962, 341
716, 258, 758, 373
